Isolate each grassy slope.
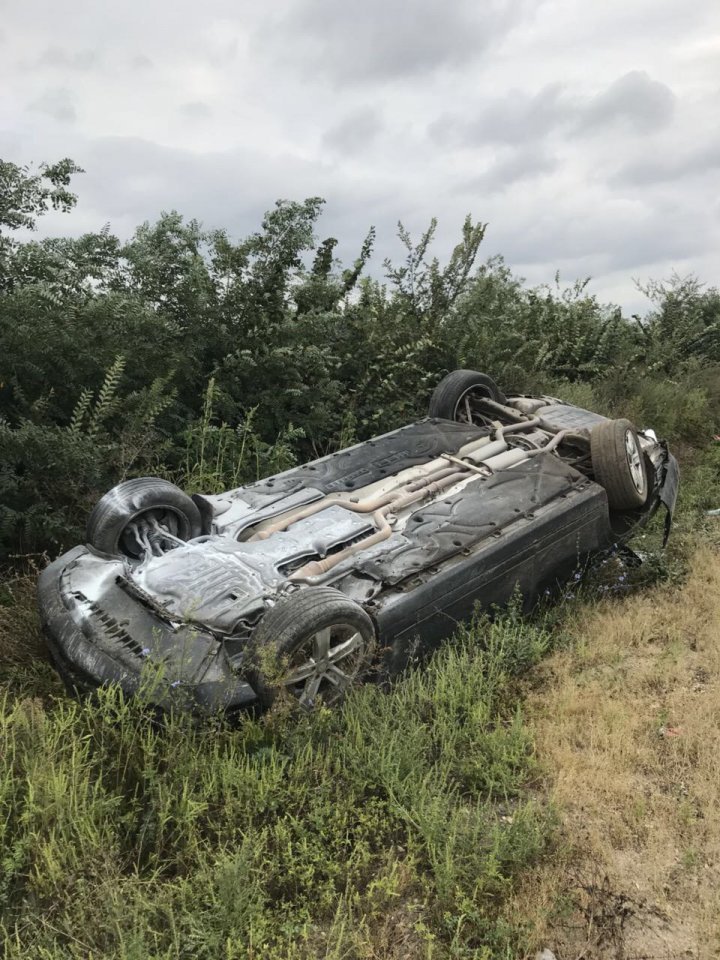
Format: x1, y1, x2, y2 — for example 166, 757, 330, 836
1, 591, 556, 960
516, 543, 720, 959
1, 449, 718, 960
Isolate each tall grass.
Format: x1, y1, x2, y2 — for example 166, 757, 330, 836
182, 379, 305, 494
0, 610, 555, 960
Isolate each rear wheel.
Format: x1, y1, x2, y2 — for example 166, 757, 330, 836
247, 588, 376, 710
428, 370, 506, 422
590, 419, 649, 510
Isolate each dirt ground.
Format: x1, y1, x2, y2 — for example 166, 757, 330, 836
516, 546, 720, 959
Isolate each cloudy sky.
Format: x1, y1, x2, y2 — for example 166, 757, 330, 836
1, 0, 719, 312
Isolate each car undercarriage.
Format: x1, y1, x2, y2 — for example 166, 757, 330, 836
38, 372, 679, 714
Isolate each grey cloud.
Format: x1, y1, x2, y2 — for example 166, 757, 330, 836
611, 138, 720, 186
430, 72, 675, 150
73, 136, 391, 239
460, 146, 558, 192
487, 199, 708, 274
578, 71, 675, 134
603, 215, 705, 271
131, 54, 154, 70
28, 88, 77, 123
77, 138, 266, 228
258, 0, 526, 83
430, 83, 568, 147
322, 107, 384, 154
38, 46, 98, 70
204, 36, 239, 65
179, 101, 213, 119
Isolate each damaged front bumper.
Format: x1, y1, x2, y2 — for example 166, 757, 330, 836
37, 546, 257, 714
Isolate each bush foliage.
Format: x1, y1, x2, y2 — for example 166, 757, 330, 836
1, 158, 720, 558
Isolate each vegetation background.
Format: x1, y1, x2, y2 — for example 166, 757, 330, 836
1, 159, 719, 958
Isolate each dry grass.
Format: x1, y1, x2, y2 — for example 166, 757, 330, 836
516, 547, 720, 959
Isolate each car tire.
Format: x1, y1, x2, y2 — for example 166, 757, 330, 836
86, 478, 203, 558
590, 419, 649, 510
428, 370, 507, 421
247, 587, 376, 710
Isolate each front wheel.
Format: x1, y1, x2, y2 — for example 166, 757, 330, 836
590, 419, 649, 510
86, 478, 202, 558
247, 588, 376, 710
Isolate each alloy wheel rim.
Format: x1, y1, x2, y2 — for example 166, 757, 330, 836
624, 430, 646, 494
282, 624, 367, 708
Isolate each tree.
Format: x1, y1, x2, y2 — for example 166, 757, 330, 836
634, 273, 720, 370
0, 158, 83, 232
0, 158, 84, 293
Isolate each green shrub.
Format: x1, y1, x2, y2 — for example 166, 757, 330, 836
2, 155, 719, 559
600, 371, 717, 443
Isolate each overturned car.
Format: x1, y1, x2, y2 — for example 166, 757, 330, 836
38, 371, 679, 714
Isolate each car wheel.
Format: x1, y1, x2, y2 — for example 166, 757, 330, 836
86, 478, 203, 558
428, 370, 507, 421
247, 587, 376, 710
590, 419, 649, 510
